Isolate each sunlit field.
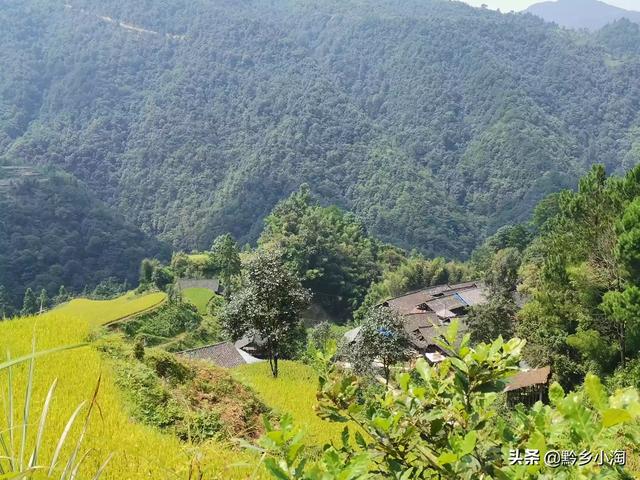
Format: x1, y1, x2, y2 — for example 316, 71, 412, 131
0, 293, 262, 479
234, 361, 347, 446
54, 291, 166, 327
182, 288, 216, 314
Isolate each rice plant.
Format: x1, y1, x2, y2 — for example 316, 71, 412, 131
0, 343, 112, 479
0, 294, 260, 479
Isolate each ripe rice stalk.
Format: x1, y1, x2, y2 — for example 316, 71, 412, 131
0, 343, 110, 479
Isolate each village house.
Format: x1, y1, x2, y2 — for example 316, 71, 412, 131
345, 281, 488, 363
343, 281, 552, 402
179, 341, 263, 368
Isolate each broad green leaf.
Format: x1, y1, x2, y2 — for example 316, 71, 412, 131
459, 431, 477, 456
548, 382, 565, 405
584, 374, 607, 411
355, 431, 367, 450
264, 458, 291, 480
602, 408, 633, 427
449, 357, 468, 374
438, 452, 458, 465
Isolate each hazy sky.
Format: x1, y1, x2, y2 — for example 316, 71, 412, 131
460, 0, 640, 12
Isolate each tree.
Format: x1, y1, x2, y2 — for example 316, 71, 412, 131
20, 288, 38, 316
221, 250, 311, 377
211, 234, 241, 292
38, 288, 49, 314
257, 330, 640, 479
170, 252, 190, 278
139, 258, 158, 285
259, 185, 381, 320
601, 286, 640, 369
485, 247, 522, 295
54, 285, 70, 305
350, 306, 409, 384
0, 285, 10, 319
466, 295, 517, 344
616, 197, 640, 284
513, 165, 638, 387
152, 267, 174, 292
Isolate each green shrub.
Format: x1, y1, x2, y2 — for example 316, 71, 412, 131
115, 360, 184, 429
94, 334, 132, 360
256, 324, 640, 479
176, 411, 224, 443
607, 358, 640, 391
143, 348, 192, 384
122, 303, 202, 340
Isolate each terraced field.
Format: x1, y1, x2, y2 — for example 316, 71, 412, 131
0, 293, 261, 479
182, 287, 216, 314
234, 361, 348, 446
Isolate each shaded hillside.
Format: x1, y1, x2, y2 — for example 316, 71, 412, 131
0, 168, 170, 306
526, 0, 640, 30
1, 0, 640, 258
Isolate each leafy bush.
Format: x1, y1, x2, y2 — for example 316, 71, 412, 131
115, 359, 184, 429
122, 303, 201, 340
101, 335, 268, 443
256, 324, 640, 479
144, 348, 193, 384
177, 410, 224, 443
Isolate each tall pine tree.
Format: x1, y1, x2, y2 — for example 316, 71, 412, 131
0, 285, 10, 319
21, 288, 38, 316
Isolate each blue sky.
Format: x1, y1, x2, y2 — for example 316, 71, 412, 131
459, 0, 640, 12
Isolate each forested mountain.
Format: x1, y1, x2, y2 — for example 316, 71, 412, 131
0, 167, 169, 307
2, 0, 640, 262
526, 0, 640, 30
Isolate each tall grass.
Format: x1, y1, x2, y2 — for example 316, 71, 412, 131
0, 343, 112, 479
0, 293, 261, 479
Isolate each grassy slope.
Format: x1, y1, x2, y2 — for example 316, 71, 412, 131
182, 287, 215, 314
233, 361, 346, 446
0, 293, 260, 479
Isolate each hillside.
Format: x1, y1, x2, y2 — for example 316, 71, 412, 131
0, 168, 170, 307
526, 0, 640, 30
0, 292, 269, 479
2, 0, 640, 261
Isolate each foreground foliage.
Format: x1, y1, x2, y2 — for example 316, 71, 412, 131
257, 326, 640, 479
0, 344, 111, 479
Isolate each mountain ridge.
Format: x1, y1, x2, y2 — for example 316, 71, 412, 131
526, 0, 640, 30
1, 0, 640, 261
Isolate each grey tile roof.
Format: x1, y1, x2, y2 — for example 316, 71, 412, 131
179, 342, 247, 368
456, 287, 486, 307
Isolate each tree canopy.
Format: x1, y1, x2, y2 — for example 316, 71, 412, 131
2, 0, 640, 263
220, 250, 311, 377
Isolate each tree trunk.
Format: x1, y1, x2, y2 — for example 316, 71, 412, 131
274, 353, 279, 378
268, 346, 279, 378
620, 322, 626, 369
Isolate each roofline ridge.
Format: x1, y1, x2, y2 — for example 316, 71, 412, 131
177, 340, 231, 354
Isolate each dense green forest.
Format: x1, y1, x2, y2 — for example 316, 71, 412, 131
2, 0, 640, 263
0, 168, 169, 308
